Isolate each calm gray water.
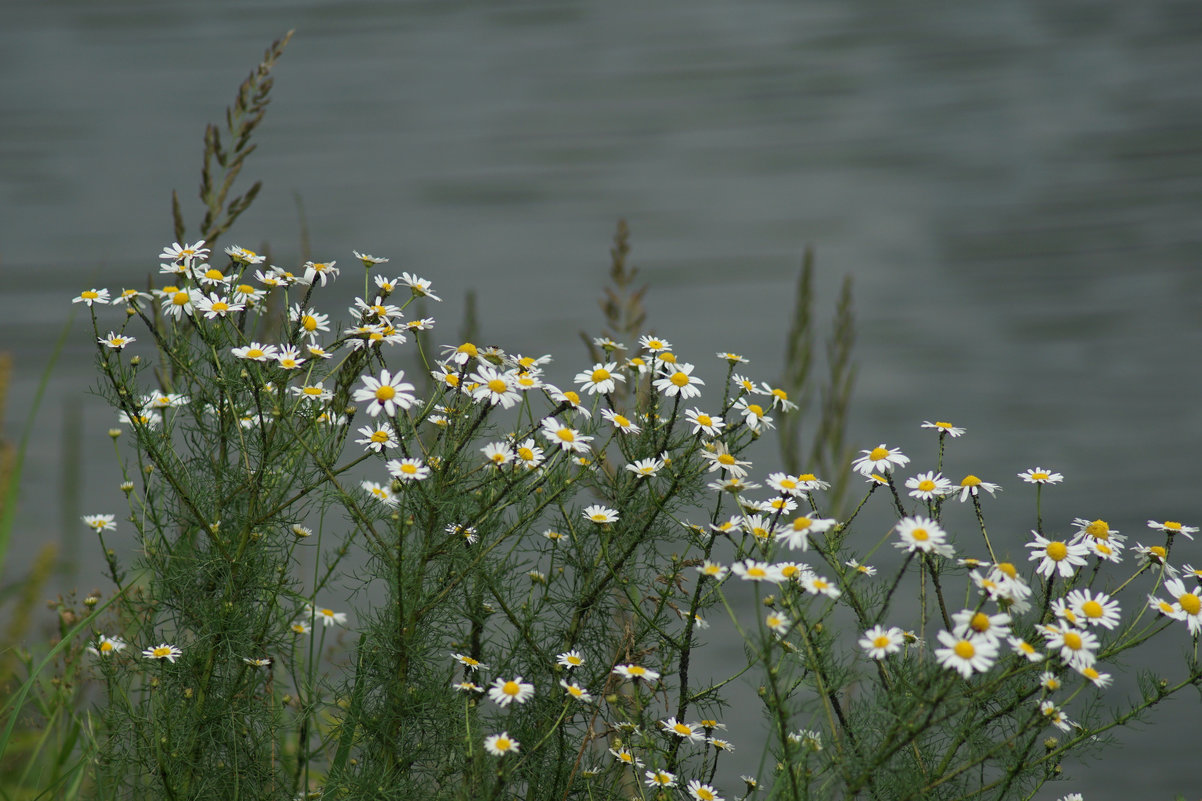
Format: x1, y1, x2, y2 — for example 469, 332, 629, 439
3, 1, 1202, 797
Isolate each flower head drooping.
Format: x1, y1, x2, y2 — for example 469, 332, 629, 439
956, 475, 1001, 502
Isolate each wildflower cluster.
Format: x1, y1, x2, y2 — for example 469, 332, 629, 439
75, 236, 1201, 801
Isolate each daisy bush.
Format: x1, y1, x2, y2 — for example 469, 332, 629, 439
61, 34, 1202, 801
75, 232, 1202, 800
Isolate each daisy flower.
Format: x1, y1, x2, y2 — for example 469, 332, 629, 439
764, 472, 805, 497
267, 347, 303, 372
661, 717, 705, 742
685, 408, 725, 437
1072, 518, 1126, 545
195, 293, 244, 319
73, 288, 110, 306
700, 442, 752, 479
442, 342, 479, 366
765, 611, 791, 635
600, 408, 641, 434
778, 514, 836, 551
638, 335, 672, 353
583, 505, 619, 524
311, 606, 347, 627
625, 457, 663, 478
355, 423, 398, 452
1040, 701, 1073, 732
224, 245, 265, 264
98, 332, 136, 349
934, 631, 998, 679
290, 306, 331, 340
513, 439, 545, 470
845, 559, 877, 577
243, 657, 272, 668
231, 342, 279, 362
741, 514, 779, 541
290, 620, 312, 635
1161, 578, 1202, 634
794, 472, 832, 491
1077, 663, 1114, 688
894, 516, 954, 557
353, 369, 417, 417
696, 561, 729, 581
82, 514, 117, 532
387, 458, 430, 482
851, 444, 909, 477
160, 287, 198, 319
452, 653, 488, 671
1148, 520, 1198, 540
609, 748, 643, 769
1008, 637, 1044, 662
87, 635, 127, 657
761, 383, 799, 411
142, 643, 182, 663
716, 351, 748, 364
652, 362, 704, 399
159, 240, 209, 265
1026, 532, 1089, 579
399, 272, 440, 300
290, 383, 332, 403
1040, 625, 1100, 668
481, 442, 515, 467
469, 365, 521, 409
1018, 467, 1063, 484
859, 625, 904, 659
625, 355, 652, 376
956, 475, 1001, 502
905, 471, 954, 501
560, 680, 593, 702
483, 732, 519, 756
950, 609, 1011, 644
545, 385, 591, 418
731, 560, 784, 583
488, 676, 534, 707
354, 250, 390, 268
686, 780, 723, 801
802, 573, 841, 599
921, 420, 965, 437
557, 650, 584, 669
645, 769, 677, 788
539, 417, 594, 454
302, 260, 339, 286
575, 362, 625, 395
732, 397, 774, 431
1065, 589, 1122, 630
361, 481, 398, 507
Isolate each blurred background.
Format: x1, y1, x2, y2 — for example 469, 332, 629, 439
3, 1, 1201, 797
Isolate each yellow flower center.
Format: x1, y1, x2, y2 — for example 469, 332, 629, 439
798, 473, 817, 482
627, 665, 646, 676
747, 404, 764, 417
564, 391, 581, 405
172, 291, 189, 306
400, 463, 418, 475
487, 378, 507, 394
1164, 521, 1183, 531
590, 368, 610, 383
918, 479, 936, 492
1030, 471, 1049, 480
1180, 593, 1201, 616
494, 736, 512, 750
1085, 520, 1110, 539
953, 640, 975, 659
517, 447, 534, 461
1082, 600, 1104, 619
718, 453, 735, 466
935, 421, 953, 430
868, 447, 889, 461
672, 723, 692, 736
873, 635, 890, 648
82, 290, 99, 299
613, 414, 631, 428
236, 284, 255, 295
646, 339, 664, 349
772, 388, 788, 400
1063, 631, 1083, 651
99, 640, 114, 652
502, 681, 520, 696
301, 314, 318, 331
556, 429, 575, 442
302, 387, 323, 396
1150, 545, 1167, 559
370, 430, 389, 443
696, 414, 713, 426
695, 789, 716, 801
245, 348, 264, 359
375, 385, 396, 401
780, 478, 797, 490
747, 566, 766, 578
457, 342, 478, 357
779, 565, 800, 578
153, 646, 172, 658
212, 301, 229, 312
961, 475, 982, 487
670, 371, 689, 387
970, 612, 990, 632
1045, 541, 1068, 561
911, 528, 930, 542
997, 562, 1017, 579
204, 269, 224, 281
1082, 667, 1101, 681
